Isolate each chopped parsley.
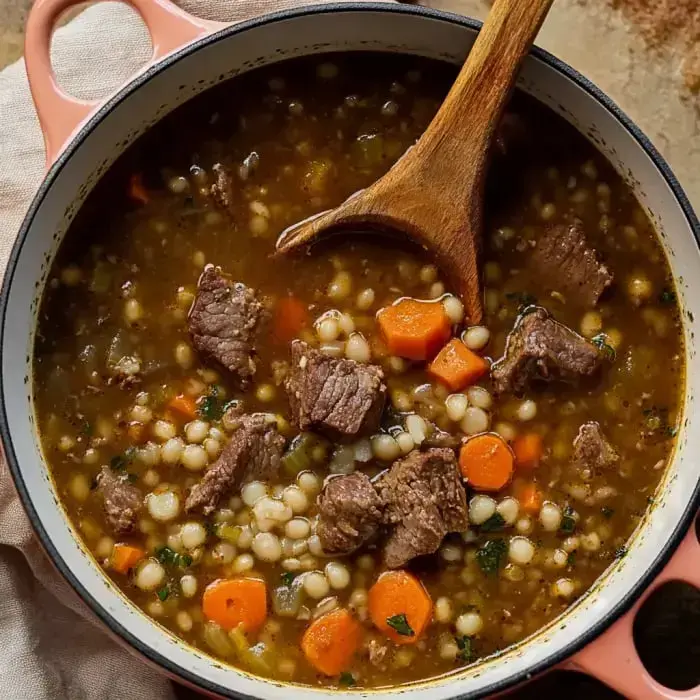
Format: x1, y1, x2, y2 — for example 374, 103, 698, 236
567, 551, 577, 567
386, 613, 414, 637
614, 546, 628, 560
205, 521, 218, 538
642, 406, 678, 439
591, 333, 616, 361
476, 539, 508, 576
157, 585, 171, 601
280, 572, 295, 586
479, 513, 506, 532
155, 546, 192, 569
110, 446, 136, 471
197, 386, 239, 422
659, 287, 676, 305
455, 635, 473, 662
601, 506, 615, 519
560, 507, 577, 534
339, 672, 356, 687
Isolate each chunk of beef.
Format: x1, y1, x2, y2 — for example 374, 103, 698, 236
285, 340, 386, 441
572, 421, 619, 472
491, 307, 604, 395
317, 472, 384, 555
96, 466, 143, 535
188, 265, 265, 386
375, 448, 468, 569
210, 163, 233, 210
528, 220, 613, 308
185, 413, 285, 515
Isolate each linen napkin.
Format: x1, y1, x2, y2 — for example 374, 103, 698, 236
0, 2, 397, 698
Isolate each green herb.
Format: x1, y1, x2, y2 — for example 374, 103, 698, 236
205, 521, 217, 538
179, 553, 193, 567
155, 546, 191, 569
560, 507, 577, 534
198, 394, 224, 421
646, 496, 655, 506
476, 539, 508, 576
455, 636, 473, 662
567, 552, 577, 567
642, 406, 677, 439
591, 333, 616, 361
126, 472, 138, 484
664, 425, 678, 438
339, 672, 356, 687
280, 572, 295, 586
157, 585, 170, 601
614, 546, 628, 560
601, 506, 614, 519
110, 446, 136, 471
386, 613, 414, 637
659, 288, 676, 305
479, 513, 506, 532
505, 291, 537, 312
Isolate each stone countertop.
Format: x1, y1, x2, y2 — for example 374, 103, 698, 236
1, 0, 699, 697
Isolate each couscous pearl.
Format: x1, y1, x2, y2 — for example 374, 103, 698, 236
180, 574, 198, 598
395, 431, 415, 455
297, 471, 321, 496
419, 265, 438, 283
430, 282, 446, 298
328, 271, 352, 300
325, 562, 351, 589
464, 326, 490, 350
303, 571, 330, 599
69, 473, 90, 502
256, 384, 276, 404
539, 502, 562, 532
124, 298, 144, 324
283, 486, 309, 514
356, 288, 375, 310
83, 448, 100, 465
254, 497, 293, 531
147, 601, 164, 617
338, 313, 355, 335
467, 386, 493, 410
242, 481, 267, 507
61, 265, 82, 286
135, 559, 165, 591
493, 421, 517, 442
181, 521, 207, 549
440, 639, 459, 661
440, 544, 463, 562
131, 405, 153, 423
185, 420, 209, 444
445, 394, 469, 422
552, 549, 569, 568
434, 597, 453, 623
153, 420, 177, 442
442, 295, 465, 324
174, 342, 194, 369
286, 518, 311, 540
147, 490, 180, 522
96, 536, 115, 559
168, 175, 189, 194
515, 516, 533, 535
562, 536, 580, 553
58, 435, 75, 452
232, 553, 255, 573
282, 557, 302, 572
581, 532, 602, 552
456, 611, 483, 637
252, 532, 282, 562
160, 437, 184, 464
317, 317, 340, 342
212, 541, 236, 564
461, 407, 490, 435
580, 311, 603, 338
345, 333, 371, 363
308, 534, 325, 557
496, 497, 520, 525
516, 400, 537, 422
176, 611, 193, 632
469, 495, 497, 525
317, 62, 339, 79
509, 536, 535, 565
181, 444, 208, 471
204, 438, 221, 458
552, 578, 576, 599
371, 434, 401, 461
626, 275, 653, 306
406, 414, 428, 445
349, 589, 368, 608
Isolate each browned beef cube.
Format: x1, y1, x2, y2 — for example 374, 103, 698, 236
375, 448, 468, 569
285, 340, 386, 441
185, 413, 285, 515
491, 307, 604, 395
528, 220, 613, 308
572, 421, 619, 472
317, 472, 384, 555
96, 466, 143, 536
188, 266, 265, 386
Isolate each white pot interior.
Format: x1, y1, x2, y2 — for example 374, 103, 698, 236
3, 5, 699, 699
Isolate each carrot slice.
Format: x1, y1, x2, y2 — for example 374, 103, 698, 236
111, 543, 145, 574
459, 433, 515, 491
274, 295, 310, 342
368, 570, 432, 645
128, 173, 149, 205
428, 339, 489, 391
168, 394, 198, 421
377, 298, 451, 361
516, 481, 543, 514
513, 433, 543, 470
202, 578, 267, 632
301, 608, 362, 676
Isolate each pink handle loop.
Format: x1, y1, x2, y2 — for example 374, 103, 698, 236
567, 520, 700, 699
25, 0, 226, 165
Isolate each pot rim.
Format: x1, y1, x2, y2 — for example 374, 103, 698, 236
3, 3, 699, 698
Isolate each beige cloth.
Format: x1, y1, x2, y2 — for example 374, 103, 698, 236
0, 2, 386, 698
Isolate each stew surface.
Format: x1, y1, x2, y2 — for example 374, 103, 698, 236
33, 53, 683, 688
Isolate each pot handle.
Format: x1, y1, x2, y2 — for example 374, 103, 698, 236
565, 520, 700, 699
25, 0, 226, 165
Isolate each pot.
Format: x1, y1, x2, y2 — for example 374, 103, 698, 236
3, 0, 700, 698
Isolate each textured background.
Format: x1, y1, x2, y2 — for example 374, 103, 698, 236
1, 0, 699, 697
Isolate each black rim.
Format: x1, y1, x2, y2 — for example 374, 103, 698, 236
2, 3, 699, 698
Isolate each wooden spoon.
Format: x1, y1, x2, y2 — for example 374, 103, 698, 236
276, 0, 554, 324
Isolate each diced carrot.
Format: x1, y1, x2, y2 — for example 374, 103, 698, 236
516, 482, 543, 514
128, 173, 149, 205
168, 394, 197, 420
513, 433, 543, 470
459, 433, 514, 491
377, 298, 451, 361
111, 543, 145, 574
202, 578, 267, 632
273, 295, 310, 342
301, 608, 362, 676
368, 570, 432, 645
428, 339, 489, 391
